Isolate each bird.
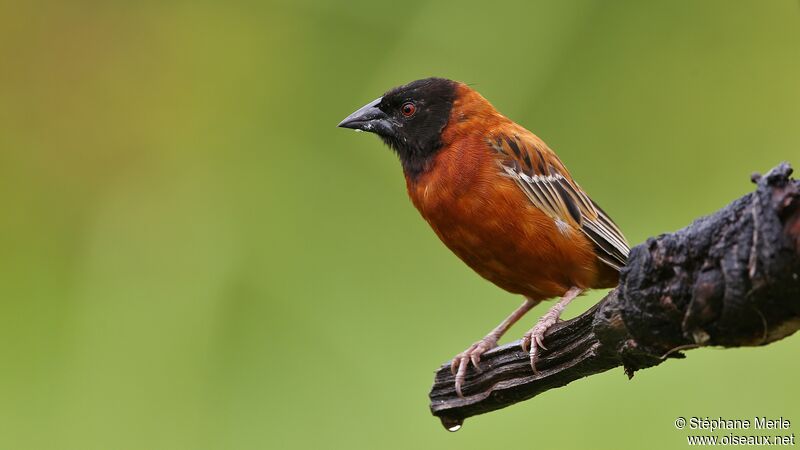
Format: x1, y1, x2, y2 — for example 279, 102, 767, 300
338, 77, 629, 397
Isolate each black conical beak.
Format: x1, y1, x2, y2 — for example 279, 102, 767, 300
337, 97, 394, 135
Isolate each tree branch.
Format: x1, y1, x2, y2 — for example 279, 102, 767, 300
429, 162, 800, 431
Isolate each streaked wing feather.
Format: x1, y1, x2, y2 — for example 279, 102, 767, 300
490, 133, 630, 271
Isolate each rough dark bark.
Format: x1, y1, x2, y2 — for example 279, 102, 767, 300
430, 163, 800, 431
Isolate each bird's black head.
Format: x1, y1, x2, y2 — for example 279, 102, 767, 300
338, 77, 458, 178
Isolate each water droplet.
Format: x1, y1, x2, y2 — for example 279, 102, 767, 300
440, 416, 464, 432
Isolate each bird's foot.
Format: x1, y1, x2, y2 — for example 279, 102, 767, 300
520, 309, 561, 374
450, 336, 498, 397
520, 287, 582, 374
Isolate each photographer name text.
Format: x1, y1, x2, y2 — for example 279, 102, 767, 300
680, 417, 791, 433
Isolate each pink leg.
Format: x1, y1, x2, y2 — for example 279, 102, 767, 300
521, 286, 583, 373
452, 297, 540, 397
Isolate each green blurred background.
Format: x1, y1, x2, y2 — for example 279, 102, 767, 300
1, 1, 798, 449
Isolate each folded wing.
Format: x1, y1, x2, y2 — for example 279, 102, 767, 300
488, 132, 630, 271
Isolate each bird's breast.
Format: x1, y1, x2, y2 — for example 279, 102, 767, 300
405, 138, 601, 299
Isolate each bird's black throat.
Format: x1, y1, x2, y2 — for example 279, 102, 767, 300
379, 135, 442, 180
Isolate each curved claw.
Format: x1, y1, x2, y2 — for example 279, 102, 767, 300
454, 356, 469, 397
535, 334, 547, 350
529, 346, 540, 374
470, 353, 483, 372
525, 320, 554, 374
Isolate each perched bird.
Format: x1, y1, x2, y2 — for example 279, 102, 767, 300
338, 78, 629, 397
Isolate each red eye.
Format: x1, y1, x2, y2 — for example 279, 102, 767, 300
401, 102, 416, 117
